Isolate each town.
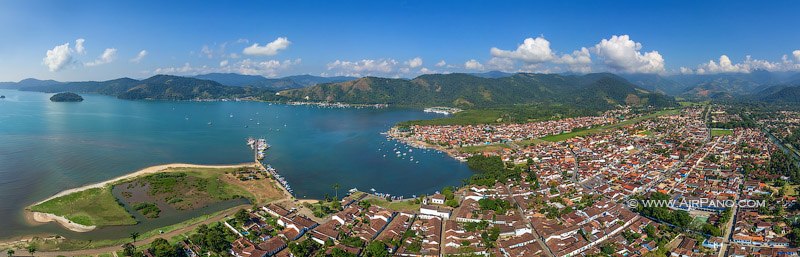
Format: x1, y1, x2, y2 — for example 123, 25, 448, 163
103, 104, 800, 257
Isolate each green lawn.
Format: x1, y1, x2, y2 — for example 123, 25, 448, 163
540, 109, 680, 142
711, 128, 733, 137
364, 197, 421, 212
30, 187, 136, 226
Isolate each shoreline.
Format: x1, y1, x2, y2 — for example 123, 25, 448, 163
25, 162, 256, 232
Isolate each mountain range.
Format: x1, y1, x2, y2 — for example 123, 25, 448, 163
277, 72, 676, 110
3, 70, 799, 105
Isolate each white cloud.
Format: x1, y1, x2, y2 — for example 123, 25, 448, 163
485, 57, 515, 72
556, 47, 592, 73
490, 36, 555, 63
154, 59, 301, 77
326, 59, 398, 77
593, 35, 664, 73
201, 45, 214, 58
794, 50, 800, 62
130, 50, 148, 63
243, 37, 291, 56
43, 43, 73, 72
406, 57, 423, 68
680, 67, 694, 75
464, 59, 484, 70
435, 60, 446, 67
75, 38, 86, 55
420, 67, 433, 74
688, 53, 800, 74
85, 48, 117, 66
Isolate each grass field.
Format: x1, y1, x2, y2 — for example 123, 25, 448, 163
540, 109, 680, 142
711, 128, 734, 137
689, 215, 709, 230
364, 197, 421, 212
30, 187, 136, 226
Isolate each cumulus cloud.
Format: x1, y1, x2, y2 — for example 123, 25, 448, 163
406, 57, 423, 68
464, 59, 484, 70
154, 59, 301, 77
686, 53, 800, 74
75, 38, 86, 55
130, 50, 148, 63
555, 47, 592, 73
85, 48, 117, 66
485, 57, 515, 72
435, 60, 446, 67
326, 59, 399, 77
43, 43, 74, 72
794, 50, 800, 62
243, 37, 291, 56
490, 36, 555, 63
593, 35, 664, 73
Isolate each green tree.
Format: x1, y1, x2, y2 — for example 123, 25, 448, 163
364, 241, 390, 257
26, 245, 36, 257
333, 183, 341, 200
130, 232, 140, 243
7, 249, 14, 257
235, 209, 250, 225
149, 238, 182, 257
122, 243, 137, 257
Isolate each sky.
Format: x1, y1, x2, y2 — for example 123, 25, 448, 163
0, 0, 799, 81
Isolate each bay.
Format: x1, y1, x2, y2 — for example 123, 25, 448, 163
0, 89, 472, 239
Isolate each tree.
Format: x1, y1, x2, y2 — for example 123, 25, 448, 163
122, 243, 137, 257
149, 238, 182, 257
26, 245, 36, 257
6, 249, 14, 257
235, 209, 250, 225
364, 241, 390, 257
130, 232, 140, 243
333, 183, 341, 200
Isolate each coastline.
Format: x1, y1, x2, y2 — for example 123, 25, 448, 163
25, 162, 256, 232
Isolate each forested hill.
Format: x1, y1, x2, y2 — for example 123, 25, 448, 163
17, 75, 270, 100
276, 72, 677, 110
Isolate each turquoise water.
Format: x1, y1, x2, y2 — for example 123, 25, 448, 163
0, 89, 472, 239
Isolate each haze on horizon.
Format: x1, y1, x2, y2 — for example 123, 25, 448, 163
0, 0, 799, 82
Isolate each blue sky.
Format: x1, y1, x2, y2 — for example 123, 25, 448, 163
1, 0, 799, 81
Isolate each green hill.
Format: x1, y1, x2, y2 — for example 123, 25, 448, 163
21, 75, 269, 100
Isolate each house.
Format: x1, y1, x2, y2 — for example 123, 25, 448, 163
430, 193, 446, 205
420, 204, 451, 219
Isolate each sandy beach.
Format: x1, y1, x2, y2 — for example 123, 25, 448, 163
26, 162, 256, 232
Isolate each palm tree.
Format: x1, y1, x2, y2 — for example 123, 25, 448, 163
130, 232, 140, 244
26, 245, 35, 257
332, 183, 340, 200
6, 249, 14, 257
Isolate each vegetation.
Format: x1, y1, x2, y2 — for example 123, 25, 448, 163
24, 75, 270, 101
288, 239, 319, 257
189, 223, 237, 255
632, 192, 692, 228
279, 73, 676, 110
540, 109, 680, 142
132, 202, 161, 219
148, 238, 183, 257
465, 155, 522, 186
710, 128, 733, 137
49, 92, 83, 102
30, 187, 136, 226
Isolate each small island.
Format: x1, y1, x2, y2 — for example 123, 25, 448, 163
0, 95, 5, 99
49, 92, 84, 102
